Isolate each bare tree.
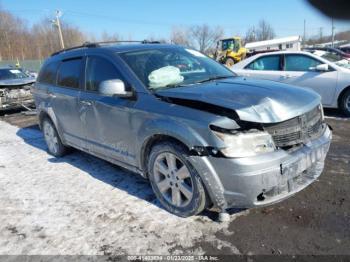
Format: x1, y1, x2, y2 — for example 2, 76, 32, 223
256, 20, 275, 41
100, 31, 121, 42
244, 20, 275, 43
189, 24, 224, 54
0, 8, 87, 60
170, 26, 192, 47
245, 26, 257, 43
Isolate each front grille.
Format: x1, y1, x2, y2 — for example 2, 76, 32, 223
263, 105, 325, 148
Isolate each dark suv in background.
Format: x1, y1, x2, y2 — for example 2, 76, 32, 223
32, 42, 331, 218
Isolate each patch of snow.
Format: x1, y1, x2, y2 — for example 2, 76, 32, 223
325, 116, 349, 121
0, 121, 246, 255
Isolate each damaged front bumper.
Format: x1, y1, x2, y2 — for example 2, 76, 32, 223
0, 88, 34, 110
190, 126, 332, 211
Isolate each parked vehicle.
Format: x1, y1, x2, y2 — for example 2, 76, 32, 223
231, 51, 350, 116
0, 66, 36, 110
308, 49, 350, 69
339, 46, 350, 54
32, 42, 331, 217
304, 47, 350, 60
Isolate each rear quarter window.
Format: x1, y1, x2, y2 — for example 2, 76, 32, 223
37, 61, 59, 84
284, 55, 322, 71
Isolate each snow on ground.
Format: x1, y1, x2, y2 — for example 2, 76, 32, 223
325, 116, 350, 121
0, 121, 246, 255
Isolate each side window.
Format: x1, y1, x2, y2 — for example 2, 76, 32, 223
57, 58, 82, 89
85, 56, 123, 92
37, 61, 59, 84
246, 55, 281, 71
284, 55, 322, 72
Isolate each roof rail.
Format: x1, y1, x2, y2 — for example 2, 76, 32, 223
50, 40, 161, 56
86, 40, 161, 46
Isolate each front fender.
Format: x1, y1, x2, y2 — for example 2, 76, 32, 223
137, 118, 209, 160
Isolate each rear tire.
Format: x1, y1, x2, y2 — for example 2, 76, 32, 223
42, 118, 68, 157
340, 89, 350, 117
147, 141, 207, 217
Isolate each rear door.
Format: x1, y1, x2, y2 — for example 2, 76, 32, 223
240, 54, 284, 81
79, 54, 138, 166
49, 57, 86, 148
281, 54, 338, 106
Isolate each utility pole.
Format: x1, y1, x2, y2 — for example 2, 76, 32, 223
51, 10, 65, 49
331, 18, 335, 47
303, 19, 306, 46
319, 27, 323, 43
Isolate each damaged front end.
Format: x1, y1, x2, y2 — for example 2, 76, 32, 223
0, 84, 34, 110
157, 92, 331, 211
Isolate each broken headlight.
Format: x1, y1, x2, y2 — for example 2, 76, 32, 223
213, 131, 276, 158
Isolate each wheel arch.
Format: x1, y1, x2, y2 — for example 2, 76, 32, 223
38, 110, 51, 129
140, 134, 190, 177
338, 85, 350, 107
37, 108, 66, 144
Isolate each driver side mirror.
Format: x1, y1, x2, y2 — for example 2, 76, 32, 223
315, 64, 329, 72
99, 79, 133, 98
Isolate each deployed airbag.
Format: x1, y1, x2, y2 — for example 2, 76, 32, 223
148, 66, 184, 89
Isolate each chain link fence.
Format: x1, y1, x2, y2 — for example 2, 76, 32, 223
0, 59, 44, 72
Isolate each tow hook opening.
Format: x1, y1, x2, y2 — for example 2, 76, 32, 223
190, 146, 222, 157
257, 192, 266, 202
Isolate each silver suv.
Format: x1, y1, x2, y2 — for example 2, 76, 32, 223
32, 42, 332, 217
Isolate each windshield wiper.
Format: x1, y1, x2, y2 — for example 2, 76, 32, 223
195, 75, 234, 84
149, 83, 186, 91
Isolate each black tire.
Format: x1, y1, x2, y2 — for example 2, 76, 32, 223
147, 142, 207, 217
340, 89, 350, 117
225, 57, 235, 67
41, 117, 69, 157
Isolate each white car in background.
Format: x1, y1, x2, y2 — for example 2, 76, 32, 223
231, 51, 350, 116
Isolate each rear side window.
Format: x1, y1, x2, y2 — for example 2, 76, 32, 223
85, 56, 123, 92
284, 55, 322, 72
38, 61, 59, 84
246, 55, 281, 71
57, 58, 82, 89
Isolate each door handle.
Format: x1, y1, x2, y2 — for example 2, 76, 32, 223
47, 92, 56, 98
80, 100, 92, 106
283, 74, 292, 79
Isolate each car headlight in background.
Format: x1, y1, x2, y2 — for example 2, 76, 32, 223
213, 131, 276, 158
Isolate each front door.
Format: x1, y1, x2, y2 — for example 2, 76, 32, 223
79, 55, 138, 166
281, 54, 338, 106
241, 54, 284, 81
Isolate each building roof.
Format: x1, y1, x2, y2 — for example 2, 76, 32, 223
245, 36, 301, 49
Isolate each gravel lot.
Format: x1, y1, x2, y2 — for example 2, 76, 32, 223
0, 109, 349, 255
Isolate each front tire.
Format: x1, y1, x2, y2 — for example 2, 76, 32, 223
148, 142, 207, 217
42, 118, 68, 157
340, 89, 350, 117
225, 57, 235, 67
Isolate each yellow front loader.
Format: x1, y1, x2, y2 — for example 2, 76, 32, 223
215, 37, 247, 67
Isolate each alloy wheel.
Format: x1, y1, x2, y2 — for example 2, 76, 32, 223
43, 121, 59, 155
153, 152, 194, 207
346, 95, 350, 112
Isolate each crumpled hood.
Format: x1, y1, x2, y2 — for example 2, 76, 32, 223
156, 77, 321, 123
0, 78, 35, 87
